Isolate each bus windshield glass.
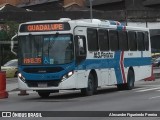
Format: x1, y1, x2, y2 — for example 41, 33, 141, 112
19, 34, 74, 65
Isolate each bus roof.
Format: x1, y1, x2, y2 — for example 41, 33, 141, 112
19, 18, 149, 32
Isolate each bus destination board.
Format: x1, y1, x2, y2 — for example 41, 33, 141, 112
20, 22, 70, 32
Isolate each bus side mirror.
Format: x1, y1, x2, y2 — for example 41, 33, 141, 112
75, 36, 86, 65
11, 34, 18, 56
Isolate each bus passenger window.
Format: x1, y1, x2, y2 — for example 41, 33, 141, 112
128, 31, 137, 51
87, 28, 99, 51
98, 29, 109, 51
144, 32, 149, 51
118, 31, 128, 51
137, 32, 145, 51
109, 30, 119, 51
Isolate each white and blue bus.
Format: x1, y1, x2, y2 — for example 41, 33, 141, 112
15, 18, 152, 97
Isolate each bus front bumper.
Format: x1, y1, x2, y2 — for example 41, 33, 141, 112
18, 74, 76, 91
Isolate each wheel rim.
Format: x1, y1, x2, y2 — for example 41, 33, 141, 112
88, 77, 93, 91
128, 70, 134, 88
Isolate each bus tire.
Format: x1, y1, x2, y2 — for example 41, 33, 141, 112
117, 69, 134, 90
117, 84, 124, 90
81, 74, 95, 96
126, 69, 135, 90
38, 91, 50, 98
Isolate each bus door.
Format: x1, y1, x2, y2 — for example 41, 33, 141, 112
74, 27, 87, 88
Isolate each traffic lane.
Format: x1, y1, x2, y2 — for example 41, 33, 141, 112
1, 79, 160, 120
1, 90, 160, 120
1, 84, 160, 111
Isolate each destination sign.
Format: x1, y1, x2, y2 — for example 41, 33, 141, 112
20, 22, 70, 32
23, 58, 42, 64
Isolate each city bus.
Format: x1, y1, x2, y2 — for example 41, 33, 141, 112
14, 18, 152, 98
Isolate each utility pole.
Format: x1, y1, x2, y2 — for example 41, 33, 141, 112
89, 0, 93, 22
124, 0, 128, 25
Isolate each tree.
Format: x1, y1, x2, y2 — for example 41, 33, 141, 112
1, 21, 19, 40
0, 21, 19, 65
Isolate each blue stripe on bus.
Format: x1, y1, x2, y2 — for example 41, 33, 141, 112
124, 57, 151, 67
114, 51, 123, 84
79, 57, 151, 69
19, 62, 76, 81
76, 56, 151, 84
20, 55, 151, 83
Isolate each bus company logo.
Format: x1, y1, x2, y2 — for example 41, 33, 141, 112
2, 112, 11, 117
94, 52, 114, 59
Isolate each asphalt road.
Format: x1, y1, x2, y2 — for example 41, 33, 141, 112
1, 77, 160, 120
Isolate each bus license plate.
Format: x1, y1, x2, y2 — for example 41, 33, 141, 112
38, 83, 47, 87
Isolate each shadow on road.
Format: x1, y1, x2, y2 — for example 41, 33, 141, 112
23, 87, 120, 102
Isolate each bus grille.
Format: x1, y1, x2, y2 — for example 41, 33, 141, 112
26, 80, 61, 87
23, 67, 64, 73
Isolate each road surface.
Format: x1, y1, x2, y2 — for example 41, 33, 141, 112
1, 77, 160, 120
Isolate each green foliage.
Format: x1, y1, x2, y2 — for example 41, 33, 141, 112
0, 21, 19, 65
1, 21, 19, 40
0, 30, 8, 40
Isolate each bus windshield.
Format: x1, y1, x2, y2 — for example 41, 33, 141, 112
19, 34, 74, 65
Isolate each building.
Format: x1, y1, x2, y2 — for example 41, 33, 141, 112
85, 0, 160, 51
0, 0, 86, 11
0, 0, 160, 51
0, 0, 21, 6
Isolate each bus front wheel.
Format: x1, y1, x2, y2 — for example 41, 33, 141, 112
81, 74, 95, 96
37, 91, 50, 98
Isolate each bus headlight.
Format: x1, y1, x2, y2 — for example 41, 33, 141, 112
62, 71, 74, 81
18, 73, 26, 82
68, 71, 74, 77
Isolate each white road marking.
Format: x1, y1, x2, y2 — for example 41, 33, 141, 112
133, 88, 148, 91
136, 87, 160, 92
149, 96, 160, 99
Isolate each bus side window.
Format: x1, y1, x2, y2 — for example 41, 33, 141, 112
109, 30, 119, 51
144, 32, 149, 51
137, 32, 145, 51
78, 36, 86, 55
128, 31, 137, 51
98, 29, 109, 51
75, 35, 86, 65
87, 28, 99, 51
75, 35, 86, 56
118, 31, 128, 51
